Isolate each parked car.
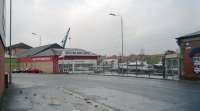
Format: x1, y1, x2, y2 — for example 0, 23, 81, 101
25, 68, 43, 73
12, 69, 21, 73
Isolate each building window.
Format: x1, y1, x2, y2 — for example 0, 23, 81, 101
74, 64, 93, 71
59, 64, 73, 73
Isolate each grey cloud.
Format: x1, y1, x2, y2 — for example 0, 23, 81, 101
6, 0, 200, 55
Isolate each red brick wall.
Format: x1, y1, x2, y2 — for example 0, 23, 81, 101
0, 40, 5, 96
12, 48, 27, 56
183, 40, 200, 79
53, 56, 59, 73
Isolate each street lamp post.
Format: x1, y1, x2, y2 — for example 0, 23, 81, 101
32, 33, 42, 46
109, 13, 124, 74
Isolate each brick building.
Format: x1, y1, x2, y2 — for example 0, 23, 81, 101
177, 31, 200, 80
0, 0, 6, 97
16, 43, 63, 73
5, 43, 32, 72
6, 42, 32, 57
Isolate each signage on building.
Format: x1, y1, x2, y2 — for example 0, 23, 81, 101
32, 57, 51, 61
192, 56, 200, 74
17, 56, 53, 62
58, 59, 97, 64
190, 47, 200, 74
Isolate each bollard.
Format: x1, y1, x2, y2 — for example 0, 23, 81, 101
4, 72, 8, 88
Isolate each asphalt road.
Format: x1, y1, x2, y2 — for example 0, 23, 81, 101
3, 73, 200, 111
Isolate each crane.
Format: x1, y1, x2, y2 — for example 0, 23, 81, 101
61, 27, 70, 48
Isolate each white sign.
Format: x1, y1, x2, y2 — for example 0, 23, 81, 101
32, 57, 51, 61
193, 56, 200, 74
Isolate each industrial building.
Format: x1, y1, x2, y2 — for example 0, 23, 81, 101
0, 0, 5, 97
58, 48, 98, 73
16, 43, 98, 74
177, 31, 200, 80
16, 43, 62, 73
164, 50, 179, 78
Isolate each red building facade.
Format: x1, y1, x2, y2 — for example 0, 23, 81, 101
177, 31, 200, 80
17, 56, 59, 73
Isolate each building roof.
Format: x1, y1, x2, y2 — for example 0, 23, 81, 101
128, 61, 148, 66
16, 43, 97, 58
32, 48, 97, 57
6, 42, 32, 50
176, 30, 200, 40
16, 43, 63, 58
32, 48, 60, 57
164, 50, 177, 55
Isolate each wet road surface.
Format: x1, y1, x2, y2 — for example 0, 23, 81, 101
3, 73, 200, 111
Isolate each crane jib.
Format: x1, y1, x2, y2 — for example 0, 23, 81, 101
62, 27, 70, 48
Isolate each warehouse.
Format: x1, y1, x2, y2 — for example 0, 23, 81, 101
16, 43, 63, 73
58, 48, 98, 73
176, 31, 200, 80
16, 43, 98, 74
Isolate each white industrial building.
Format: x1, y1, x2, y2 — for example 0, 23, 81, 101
58, 48, 98, 73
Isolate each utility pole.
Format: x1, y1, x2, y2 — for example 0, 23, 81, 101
9, 0, 12, 84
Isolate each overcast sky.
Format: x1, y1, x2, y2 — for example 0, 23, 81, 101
5, 0, 200, 55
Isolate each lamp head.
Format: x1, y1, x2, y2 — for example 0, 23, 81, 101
109, 13, 117, 16
32, 33, 37, 35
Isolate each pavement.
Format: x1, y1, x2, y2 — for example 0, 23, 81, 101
2, 73, 200, 111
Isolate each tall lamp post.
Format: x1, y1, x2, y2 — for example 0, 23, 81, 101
109, 13, 124, 74
32, 33, 42, 46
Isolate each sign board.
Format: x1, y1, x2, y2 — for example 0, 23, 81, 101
190, 47, 200, 75
17, 56, 53, 62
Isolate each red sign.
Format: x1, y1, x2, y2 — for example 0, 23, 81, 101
17, 56, 53, 62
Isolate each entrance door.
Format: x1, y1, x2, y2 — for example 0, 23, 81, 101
63, 64, 73, 73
